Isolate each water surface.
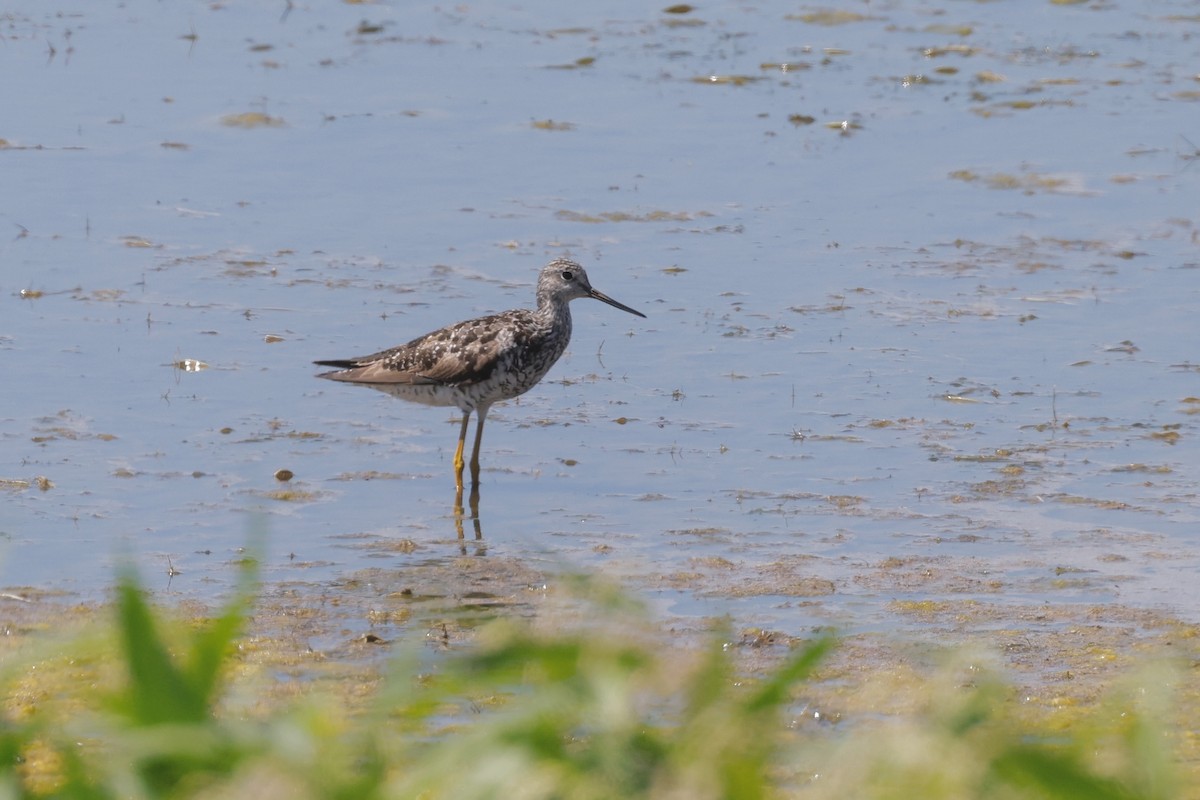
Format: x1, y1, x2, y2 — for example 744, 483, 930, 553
3, 1, 1199, 639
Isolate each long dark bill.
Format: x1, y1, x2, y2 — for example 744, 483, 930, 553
589, 289, 646, 318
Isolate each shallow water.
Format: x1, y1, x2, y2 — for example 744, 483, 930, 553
2, 1, 1199, 637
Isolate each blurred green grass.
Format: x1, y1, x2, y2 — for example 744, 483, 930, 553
0, 560, 1190, 799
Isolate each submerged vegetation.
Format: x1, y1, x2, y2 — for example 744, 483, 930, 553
0, 559, 1193, 799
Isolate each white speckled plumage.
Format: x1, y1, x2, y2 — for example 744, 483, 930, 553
315, 258, 645, 489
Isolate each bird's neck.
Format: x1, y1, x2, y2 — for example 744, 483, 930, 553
535, 297, 572, 330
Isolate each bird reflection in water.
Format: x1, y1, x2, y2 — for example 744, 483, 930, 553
454, 483, 483, 552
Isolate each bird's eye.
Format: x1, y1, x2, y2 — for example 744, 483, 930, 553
561, 270, 574, 281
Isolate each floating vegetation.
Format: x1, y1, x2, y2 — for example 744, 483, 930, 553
530, 118, 576, 130
924, 23, 974, 36
789, 301, 853, 313
1048, 494, 1132, 511
555, 208, 711, 223
948, 169, 1092, 195
0, 477, 52, 492
953, 450, 1016, 463
31, 411, 119, 444
825, 119, 863, 133
760, 61, 811, 73
355, 19, 386, 35
330, 471, 415, 481
827, 494, 865, 509
668, 527, 728, 537
257, 487, 322, 502
173, 358, 209, 372
1111, 463, 1173, 474
0, 138, 85, 151
982, 98, 1077, 113
922, 44, 978, 58
721, 572, 836, 597
544, 56, 595, 70
220, 112, 285, 128
690, 74, 764, 86
1150, 428, 1182, 445
787, 9, 875, 24
661, 16, 705, 28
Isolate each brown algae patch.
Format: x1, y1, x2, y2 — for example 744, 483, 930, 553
859, 556, 1006, 595
330, 470, 422, 481
689, 74, 765, 86
255, 487, 326, 503
554, 208, 712, 223
339, 555, 551, 619
948, 168, 1094, 195
529, 118, 576, 130
786, 9, 877, 25
220, 112, 285, 128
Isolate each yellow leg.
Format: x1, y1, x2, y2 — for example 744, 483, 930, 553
468, 404, 490, 486
453, 412, 470, 490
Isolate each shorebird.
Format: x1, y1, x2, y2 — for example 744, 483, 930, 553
314, 258, 646, 490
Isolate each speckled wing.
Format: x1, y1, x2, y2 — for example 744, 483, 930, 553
314, 312, 522, 388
